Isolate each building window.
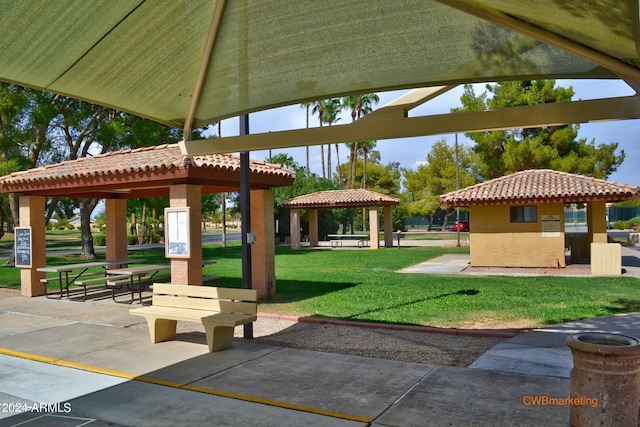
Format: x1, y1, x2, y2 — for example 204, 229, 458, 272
510, 205, 537, 223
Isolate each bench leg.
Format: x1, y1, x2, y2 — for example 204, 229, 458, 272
148, 318, 177, 343
202, 323, 234, 352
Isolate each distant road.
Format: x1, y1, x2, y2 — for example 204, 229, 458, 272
0, 231, 243, 258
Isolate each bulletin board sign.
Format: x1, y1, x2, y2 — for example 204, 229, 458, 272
15, 227, 32, 268
165, 207, 190, 258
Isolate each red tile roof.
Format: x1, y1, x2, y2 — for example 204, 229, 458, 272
0, 144, 294, 198
283, 189, 400, 209
1, 144, 291, 183
439, 169, 639, 207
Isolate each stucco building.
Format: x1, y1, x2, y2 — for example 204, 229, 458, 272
439, 169, 638, 271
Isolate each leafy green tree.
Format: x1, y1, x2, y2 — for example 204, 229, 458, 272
456, 80, 625, 179
201, 194, 221, 232
271, 160, 340, 240
403, 138, 478, 229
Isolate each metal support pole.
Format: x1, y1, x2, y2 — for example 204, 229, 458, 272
455, 134, 461, 247
240, 114, 253, 339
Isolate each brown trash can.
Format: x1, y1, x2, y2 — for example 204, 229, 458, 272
566, 332, 640, 427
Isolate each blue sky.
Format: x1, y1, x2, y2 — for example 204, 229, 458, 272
210, 79, 640, 187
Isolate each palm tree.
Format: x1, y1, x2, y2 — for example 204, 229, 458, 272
321, 98, 342, 181
310, 100, 326, 178
342, 93, 379, 188
359, 140, 377, 189
299, 101, 312, 177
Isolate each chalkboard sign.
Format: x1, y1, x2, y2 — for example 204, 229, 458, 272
15, 227, 32, 268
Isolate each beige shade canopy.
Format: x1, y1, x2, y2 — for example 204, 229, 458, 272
1, 1, 640, 155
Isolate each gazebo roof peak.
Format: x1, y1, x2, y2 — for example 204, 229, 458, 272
283, 189, 400, 209
440, 169, 639, 207
0, 144, 294, 198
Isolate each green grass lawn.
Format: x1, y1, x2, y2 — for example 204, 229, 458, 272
2, 243, 638, 331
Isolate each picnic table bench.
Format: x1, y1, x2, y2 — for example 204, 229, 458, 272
107, 260, 218, 304
130, 283, 257, 352
38, 258, 143, 300
326, 234, 369, 248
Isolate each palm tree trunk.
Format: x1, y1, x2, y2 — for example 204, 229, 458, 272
335, 144, 340, 183
349, 142, 358, 189
305, 105, 310, 177
320, 145, 326, 179
327, 144, 332, 180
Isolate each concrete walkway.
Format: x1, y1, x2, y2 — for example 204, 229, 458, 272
1, 292, 639, 426
398, 245, 640, 278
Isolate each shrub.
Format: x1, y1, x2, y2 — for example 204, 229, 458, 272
629, 216, 640, 229
151, 233, 161, 244
127, 234, 139, 245
93, 234, 106, 246
613, 220, 629, 230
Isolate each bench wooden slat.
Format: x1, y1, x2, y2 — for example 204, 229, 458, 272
76, 275, 130, 286
130, 306, 256, 326
152, 283, 257, 301
151, 294, 257, 314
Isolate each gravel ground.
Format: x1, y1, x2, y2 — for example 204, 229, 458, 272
1, 288, 506, 367
232, 317, 507, 367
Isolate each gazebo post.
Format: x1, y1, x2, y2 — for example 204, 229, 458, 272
250, 189, 276, 299
309, 209, 319, 247
369, 207, 380, 249
383, 205, 393, 248
105, 199, 128, 261
18, 195, 46, 297
290, 209, 301, 250
169, 184, 203, 285
587, 201, 608, 245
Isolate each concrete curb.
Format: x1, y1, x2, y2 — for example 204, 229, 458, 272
257, 312, 519, 339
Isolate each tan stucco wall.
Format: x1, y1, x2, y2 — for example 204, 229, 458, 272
469, 203, 566, 268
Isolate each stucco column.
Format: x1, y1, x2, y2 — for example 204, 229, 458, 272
309, 209, 319, 247
369, 207, 380, 249
587, 201, 608, 244
105, 198, 128, 261
383, 205, 393, 248
290, 209, 301, 250
169, 184, 202, 285
251, 189, 276, 299
19, 195, 46, 297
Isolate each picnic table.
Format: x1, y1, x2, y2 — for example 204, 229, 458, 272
106, 260, 216, 303
38, 258, 143, 300
327, 234, 370, 248
105, 263, 171, 304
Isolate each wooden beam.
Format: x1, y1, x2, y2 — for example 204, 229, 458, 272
181, 95, 640, 155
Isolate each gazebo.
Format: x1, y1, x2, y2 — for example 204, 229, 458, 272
282, 189, 400, 249
439, 169, 639, 274
0, 144, 294, 298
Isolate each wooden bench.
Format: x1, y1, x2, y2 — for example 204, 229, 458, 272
129, 283, 257, 352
